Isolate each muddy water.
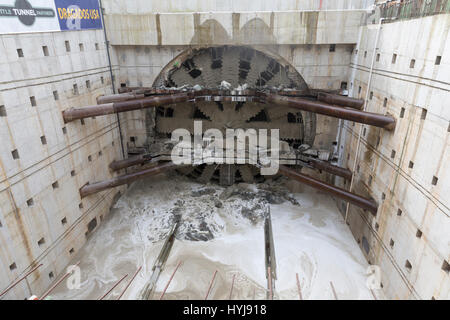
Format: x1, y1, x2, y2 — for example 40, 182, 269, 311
50, 172, 375, 300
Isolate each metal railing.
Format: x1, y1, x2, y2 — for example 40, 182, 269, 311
379, 0, 450, 21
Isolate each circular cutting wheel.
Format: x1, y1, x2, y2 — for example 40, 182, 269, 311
151, 46, 316, 185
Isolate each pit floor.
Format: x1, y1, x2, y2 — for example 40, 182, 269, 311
49, 173, 382, 300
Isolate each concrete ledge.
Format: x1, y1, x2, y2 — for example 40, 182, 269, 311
104, 11, 366, 46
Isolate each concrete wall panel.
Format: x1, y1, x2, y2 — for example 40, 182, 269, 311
338, 14, 450, 300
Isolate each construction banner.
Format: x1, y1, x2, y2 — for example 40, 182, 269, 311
54, 0, 102, 31
0, 0, 102, 34
0, 0, 60, 34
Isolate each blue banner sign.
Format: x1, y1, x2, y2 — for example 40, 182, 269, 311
0, 0, 103, 33
54, 0, 102, 31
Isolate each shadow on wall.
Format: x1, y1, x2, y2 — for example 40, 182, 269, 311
191, 17, 230, 44
191, 16, 277, 45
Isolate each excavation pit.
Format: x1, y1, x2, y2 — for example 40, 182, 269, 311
49, 173, 379, 300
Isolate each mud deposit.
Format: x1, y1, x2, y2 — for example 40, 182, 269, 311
50, 172, 376, 300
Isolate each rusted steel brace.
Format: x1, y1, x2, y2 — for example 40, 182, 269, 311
109, 154, 152, 171
306, 158, 353, 180
80, 162, 182, 198
277, 165, 378, 215
317, 92, 364, 110
265, 94, 396, 130
96, 92, 145, 104
63, 91, 197, 123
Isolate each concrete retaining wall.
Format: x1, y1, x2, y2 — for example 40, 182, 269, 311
0, 29, 125, 299
337, 13, 450, 299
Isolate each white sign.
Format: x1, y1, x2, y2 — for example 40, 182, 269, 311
0, 0, 60, 34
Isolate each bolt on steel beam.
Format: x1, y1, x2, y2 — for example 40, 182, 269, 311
277, 165, 378, 215
265, 94, 396, 130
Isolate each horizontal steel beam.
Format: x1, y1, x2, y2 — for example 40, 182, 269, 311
306, 158, 353, 180
277, 165, 378, 214
96, 92, 145, 104
118, 86, 151, 93
265, 94, 396, 130
63, 90, 265, 122
63, 89, 394, 131
109, 155, 150, 171
316, 92, 364, 110
63, 92, 196, 123
114, 88, 363, 110
80, 162, 180, 198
